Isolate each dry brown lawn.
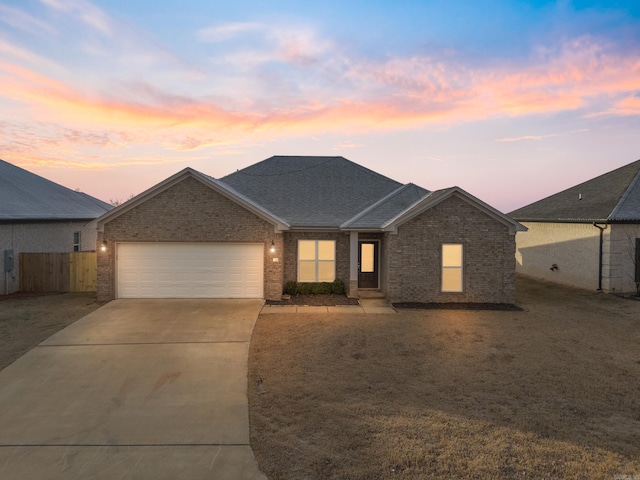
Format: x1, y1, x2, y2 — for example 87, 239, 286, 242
248, 276, 640, 479
0, 293, 104, 372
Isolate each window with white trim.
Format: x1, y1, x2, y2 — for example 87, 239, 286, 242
442, 244, 463, 292
298, 240, 335, 282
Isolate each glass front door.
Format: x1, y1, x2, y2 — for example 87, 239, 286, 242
358, 241, 378, 289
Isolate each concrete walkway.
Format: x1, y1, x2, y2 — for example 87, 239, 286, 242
260, 298, 397, 315
0, 299, 267, 480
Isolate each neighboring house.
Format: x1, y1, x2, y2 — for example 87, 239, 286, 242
95, 156, 524, 303
0, 159, 113, 295
510, 159, 640, 293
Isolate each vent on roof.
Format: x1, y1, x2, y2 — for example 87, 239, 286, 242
578, 193, 582, 200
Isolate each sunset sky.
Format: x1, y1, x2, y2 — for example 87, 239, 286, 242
1, 0, 640, 212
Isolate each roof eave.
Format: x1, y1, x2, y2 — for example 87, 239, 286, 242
1, 217, 99, 224
384, 187, 526, 235
287, 226, 345, 232
96, 168, 290, 232
514, 218, 610, 224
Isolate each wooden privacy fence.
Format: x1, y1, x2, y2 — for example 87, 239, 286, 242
19, 252, 97, 293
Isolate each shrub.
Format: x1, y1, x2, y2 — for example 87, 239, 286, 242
284, 281, 298, 295
283, 279, 346, 295
332, 279, 346, 295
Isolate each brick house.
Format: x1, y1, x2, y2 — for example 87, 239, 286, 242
95, 156, 524, 303
510, 159, 640, 293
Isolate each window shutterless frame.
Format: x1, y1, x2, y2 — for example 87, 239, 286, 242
441, 243, 463, 292
298, 240, 336, 282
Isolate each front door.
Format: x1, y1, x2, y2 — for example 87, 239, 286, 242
358, 241, 379, 289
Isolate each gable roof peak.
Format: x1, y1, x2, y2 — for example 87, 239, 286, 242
220, 155, 407, 228
95, 166, 289, 230
384, 185, 525, 234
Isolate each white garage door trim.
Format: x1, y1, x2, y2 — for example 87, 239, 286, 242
117, 242, 264, 299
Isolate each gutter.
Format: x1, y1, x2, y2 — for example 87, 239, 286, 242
593, 222, 608, 291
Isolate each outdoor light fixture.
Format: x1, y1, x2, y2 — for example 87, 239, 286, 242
270, 240, 276, 254
100, 241, 107, 252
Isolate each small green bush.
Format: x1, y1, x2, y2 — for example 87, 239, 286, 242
284, 281, 298, 295
332, 279, 346, 295
283, 279, 346, 295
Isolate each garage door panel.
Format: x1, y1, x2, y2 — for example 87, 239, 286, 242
117, 243, 264, 299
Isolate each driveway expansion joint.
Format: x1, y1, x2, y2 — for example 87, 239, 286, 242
0, 299, 268, 479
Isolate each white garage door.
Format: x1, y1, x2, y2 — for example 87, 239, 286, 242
117, 243, 264, 298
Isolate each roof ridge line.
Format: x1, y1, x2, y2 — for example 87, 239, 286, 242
228, 156, 337, 178
340, 184, 411, 228
608, 168, 640, 221
380, 188, 444, 229
210, 176, 291, 227
346, 159, 405, 185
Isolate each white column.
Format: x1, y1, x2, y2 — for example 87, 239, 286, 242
349, 231, 358, 282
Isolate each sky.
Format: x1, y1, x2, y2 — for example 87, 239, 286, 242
1, 0, 640, 212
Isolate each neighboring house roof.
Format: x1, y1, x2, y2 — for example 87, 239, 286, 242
220, 156, 407, 228
0, 159, 113, 221
509, 159, 640, 223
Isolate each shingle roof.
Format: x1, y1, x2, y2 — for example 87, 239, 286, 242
220, 156, 412, 228
342, 183, 430, 229
0, 159, 113, 221
509, 159, 640, 223
94, 156, 523, 234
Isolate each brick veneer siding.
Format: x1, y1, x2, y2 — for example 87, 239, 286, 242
283, 231, 350, 287
97, 176, 283, 301
384, 194, 516, 304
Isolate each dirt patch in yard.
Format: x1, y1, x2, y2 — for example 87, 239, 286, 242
248, 276, 640, 479
0, 293, 105, 372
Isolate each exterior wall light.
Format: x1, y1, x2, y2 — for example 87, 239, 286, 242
100, 241, 107, 252
270, 240, 276, 254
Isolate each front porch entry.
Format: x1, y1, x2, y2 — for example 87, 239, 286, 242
358, 240, 379, 289
349, 232, 382, 298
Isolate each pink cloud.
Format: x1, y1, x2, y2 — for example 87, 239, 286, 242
2, 32, 640, 174
607, 96, 640, 115
495, 129, 588, 142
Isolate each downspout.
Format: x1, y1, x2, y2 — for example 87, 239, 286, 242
593, 222, 608, 291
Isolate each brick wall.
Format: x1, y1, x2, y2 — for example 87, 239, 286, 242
384, 194, 516, 304
283, 231, 350, 285
97, 176, 282, 301
515, 222, 601, 291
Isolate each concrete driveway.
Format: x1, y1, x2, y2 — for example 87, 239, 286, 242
0, 299, 267, 480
